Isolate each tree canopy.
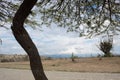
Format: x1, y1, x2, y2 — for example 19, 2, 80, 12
0, 0, 19, 28
37, 0, 120, 37
0, 0, 39, 28
0, 0, 120, 36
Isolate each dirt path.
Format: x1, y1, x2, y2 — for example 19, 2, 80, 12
0, 68, 120, 80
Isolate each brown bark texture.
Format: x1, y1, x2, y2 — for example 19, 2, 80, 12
11, 0, 48, 80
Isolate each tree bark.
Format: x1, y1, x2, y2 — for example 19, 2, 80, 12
11, 0, 48, 80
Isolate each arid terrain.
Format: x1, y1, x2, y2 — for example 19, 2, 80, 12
0, 57, 120, 73
0, 57, 120, 80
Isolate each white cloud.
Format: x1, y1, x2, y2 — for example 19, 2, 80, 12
0, 26, 120, 57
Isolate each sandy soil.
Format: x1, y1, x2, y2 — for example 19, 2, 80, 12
0, 57, 120, 73
0, 68, 120, 80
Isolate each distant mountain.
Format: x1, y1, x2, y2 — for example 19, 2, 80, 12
41, 54, 70, 58
42, 53, 98, 58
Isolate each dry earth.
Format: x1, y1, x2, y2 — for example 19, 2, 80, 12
0, 68, 120, 80
0, 57, 120, 73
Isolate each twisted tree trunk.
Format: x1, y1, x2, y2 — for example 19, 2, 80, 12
11, 0, 48, 80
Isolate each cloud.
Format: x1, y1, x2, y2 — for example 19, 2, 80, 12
0, 26, 120, 57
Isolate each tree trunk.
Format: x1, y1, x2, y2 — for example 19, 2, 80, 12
11, 0, 48, 80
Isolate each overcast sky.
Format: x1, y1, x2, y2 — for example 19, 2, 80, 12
0, 24, 120, 57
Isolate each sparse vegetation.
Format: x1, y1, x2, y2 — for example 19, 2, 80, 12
0, 54, 29, 62
0, 57, 120, 73
44, 57, 53, 60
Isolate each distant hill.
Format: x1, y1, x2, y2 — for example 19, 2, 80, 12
42, 53, 98, 58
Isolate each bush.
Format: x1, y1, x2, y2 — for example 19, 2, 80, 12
70, 53, 78, 62
45, 57, 53, 60
1, 58, 15, 62
98, 35, 113, 57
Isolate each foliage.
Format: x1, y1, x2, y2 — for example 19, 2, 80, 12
98, 35, 113, 57
0, 0, 120, 36
0, 0, 38, 28
0, 0, 20, 28
36, 0, 120, 37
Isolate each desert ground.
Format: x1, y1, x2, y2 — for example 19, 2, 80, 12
0, 57, 120, 73
0, 57, 120, 80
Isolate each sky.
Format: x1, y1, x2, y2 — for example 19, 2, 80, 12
0, 0, 120, 58
0, 24, 120, 57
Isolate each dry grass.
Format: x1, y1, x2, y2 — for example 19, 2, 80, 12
0, 57, 120, 73
0, 61, 30, 69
